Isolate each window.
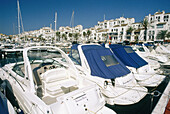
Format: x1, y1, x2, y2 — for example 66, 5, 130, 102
124, 48, 134, 53
158, 16, 160, 22
152, 36, 154, 39
71, 49, 81, 64
138, 47, 145, 52
157, 24, 163, 28
101, 55, 119, 67
152, 31, 155, 34
12, 64, 25, 77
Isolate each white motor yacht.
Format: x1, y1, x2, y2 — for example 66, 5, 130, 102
69, 44, 147, 105
132, 44, 169, 70
134, 44, 170, 70
155, 44, 170, 55
108, 44, 165, 87
0, 46, 115, 114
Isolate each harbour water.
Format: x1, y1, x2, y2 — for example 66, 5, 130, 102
0, 51, 169, 114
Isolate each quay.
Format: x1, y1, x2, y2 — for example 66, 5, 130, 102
152, 80, 170, 114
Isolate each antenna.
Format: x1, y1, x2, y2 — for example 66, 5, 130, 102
104, 14, 105, 21
122, 14, 124, 17
50, 23, 52, 29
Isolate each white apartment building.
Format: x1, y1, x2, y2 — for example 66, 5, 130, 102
20, 27, 55, 42
145, 10, 170, 41
93, 17, 143, 42
58, 25, 83, 41
39, 27, 55, 39
15, 11, 170, 43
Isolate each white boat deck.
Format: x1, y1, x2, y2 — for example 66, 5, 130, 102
152, 81, 170, 114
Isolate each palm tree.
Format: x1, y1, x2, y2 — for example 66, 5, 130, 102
38, 34, 43, 41
68, 33, 73, 37
134, 35, 139, 43
126, 26, 134, 34
83, 32, 86, 38
62, 33, 67, 41
166, 32, 170, 39
156, 30, 167, 41
74, 33, 80, 41
126, 26, 134, 40
142, 18, 149, 41
68, 33, 73, 41
8, 35, 12, 41
56, 32, 60, 41
87, 30, 91, 41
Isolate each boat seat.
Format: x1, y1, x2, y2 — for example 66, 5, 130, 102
42, 68, 77, 97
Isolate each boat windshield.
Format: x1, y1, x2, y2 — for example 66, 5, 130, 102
137, 47, 145, 52
146, 46, 154, 52
12, 63, 25, 78
27, 48, 67, 68
26, 48, 68, 86
101, 55, 119, 67
70, 49, 81, 65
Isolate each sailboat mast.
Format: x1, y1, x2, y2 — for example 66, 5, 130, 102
72, 11, 74, 28
55, 12, 57, 31
17, 0, 20, 40
70, 11, 74, 33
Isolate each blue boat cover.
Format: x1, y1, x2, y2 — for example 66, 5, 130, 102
70, 44, 79, 55
71, 44, 79, 50
81, 45, 130, 79
0, 91, 9, 114
100, 43, 105, 47
136, 43, 142, 46
109, 44, 148, 68
144, 43, 154, 47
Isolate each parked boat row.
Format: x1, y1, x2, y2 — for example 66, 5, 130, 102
0, 42, 169, 114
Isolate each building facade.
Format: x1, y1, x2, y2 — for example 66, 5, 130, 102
145, 10, 170, 41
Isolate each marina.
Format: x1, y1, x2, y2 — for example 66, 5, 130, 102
0, 0, 170, 113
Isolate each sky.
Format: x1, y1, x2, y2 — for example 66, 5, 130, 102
0, 0, 170, 35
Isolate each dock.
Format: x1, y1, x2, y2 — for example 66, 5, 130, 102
152, 81, 170, 114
